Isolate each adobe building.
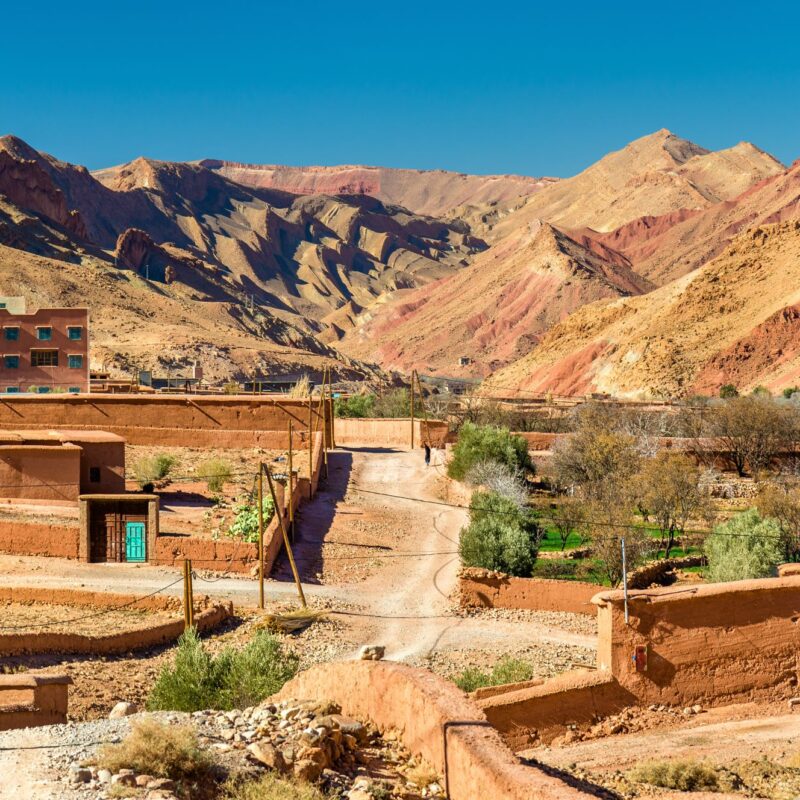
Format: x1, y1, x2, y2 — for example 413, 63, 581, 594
0, 429, 125, 505
0, 297, 89, 394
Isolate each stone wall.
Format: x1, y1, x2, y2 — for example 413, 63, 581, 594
335, 418, 449, 448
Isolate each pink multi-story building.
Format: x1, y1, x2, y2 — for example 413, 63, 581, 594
0, 298, 89, 393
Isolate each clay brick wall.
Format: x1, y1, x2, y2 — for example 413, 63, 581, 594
276, 661, 597, 800
459, 568, 598, 615
335, 418, 449, 448
0, 519, 80, 557
0, 395, 333, 449
0, 444, 82, 503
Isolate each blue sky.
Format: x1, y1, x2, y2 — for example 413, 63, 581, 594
2, 1, 799, 177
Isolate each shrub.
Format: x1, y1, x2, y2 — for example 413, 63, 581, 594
464, 459, 528, 508
197, 458, 233, 493
97, 718, 214, 781
454, 657, 535, 693
288, 374, 312, 399
459, 490, 542, 577
223, 381, 240, 395
334, 393, 376, 418
147, 628, 298, 712
630, 759, 720, 791
227, 496, 275, 543
448, 422, 532, 481
705, 509, 783, 582
720, 384, 739, 398
223, 773, 324, 800
783, 386, 799, 400
132, 453, 177, 488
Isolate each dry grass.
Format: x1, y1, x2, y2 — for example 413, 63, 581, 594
223, 773, 324, 800
404, 760, 440, 788
630, 759, 720, 792
97, 718, 215, 782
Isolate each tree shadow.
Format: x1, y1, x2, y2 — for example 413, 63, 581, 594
271, 450, 353, 585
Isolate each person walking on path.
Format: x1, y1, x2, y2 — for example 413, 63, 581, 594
424, 442, 431, 466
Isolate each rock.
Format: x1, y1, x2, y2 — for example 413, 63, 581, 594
108, 701, 138, 719
97, 769, 112, 784
248, 742, 287, 772
316, 714, 367, 742
359, 645, 385, 661
112, 773, 137, 787
294, 758, 323, 782
346, 790, 373, 800
146, 778, 177, 791
136, 774, 155, 787
70, 768, 92, 784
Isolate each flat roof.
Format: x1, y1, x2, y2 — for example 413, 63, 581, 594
0, 429, 125, 445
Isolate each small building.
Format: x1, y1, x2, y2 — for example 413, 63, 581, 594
79, 494, 159, 563
139, 363, 203, 392
0, 430, 125, 504
0, 298, 89, 394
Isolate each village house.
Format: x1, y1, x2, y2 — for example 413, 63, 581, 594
0, 297, 89, 394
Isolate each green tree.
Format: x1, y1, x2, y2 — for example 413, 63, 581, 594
448, 422, 532, 481
705, 509, 783, 582
719, 384, 739, 399
334, 394, 376, 418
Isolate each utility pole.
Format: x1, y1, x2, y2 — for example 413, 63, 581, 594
621, 537, 629, 625
258, 464, 265, 609
264, 465, 306, 607
307, 395, 314, 499
320, 368, 329, 479
410, 369, 416, 450
287, 420, 294, 542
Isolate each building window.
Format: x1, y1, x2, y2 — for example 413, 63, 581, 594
68, 387, 80, 394
68, 354, 83, 369
3, 355, 19, 369
67, 326, 83, 341
37, 386, 50, 393
89, 467, 101, 483
4, 327, 19, 341
5, 387, 19, 393
31, 350, 58, 367
36, 327, 52, 341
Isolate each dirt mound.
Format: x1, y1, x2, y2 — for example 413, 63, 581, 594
197, 160, 557, 218
335, 221, 652, 376
483, 221, 800, 398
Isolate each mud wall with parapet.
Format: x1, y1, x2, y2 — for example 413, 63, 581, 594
479, 576, 800, 748
0, 586, 232, 656
334, 418, 449, 448
275, 661, 597, 800
459, 568, 598, 615
0, 395, 333, 449
0, 444, 82, 503
595, 577, 800, 707
0, 519, 80, 558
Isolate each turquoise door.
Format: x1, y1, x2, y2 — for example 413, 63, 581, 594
125, 522, 146, 562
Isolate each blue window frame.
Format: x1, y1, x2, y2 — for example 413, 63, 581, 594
68, 387, 80, 394
37, 386, 50, 394
3, 355, 19, 369
5, 387, 19, 393
68, 354, 83, 369
4, 327, 19, 341
67, 326, 83, 341
37, 327, 52, 341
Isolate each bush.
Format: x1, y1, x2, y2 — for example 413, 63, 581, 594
334, 394, 376, 418
705, 509, 783, 582
147, 628, 298, 712
223, 774, 324, 800
630, 759, 720, 791
227, 496, 275, 543
464, 459, 528, 508
454, 657, 535, 693
197, 458, 233, 493
720, 384, 739, 399
132, 453, 177, 488
97, 718, 214, 781
459, 490, 542, 577
448, 422, 532, 481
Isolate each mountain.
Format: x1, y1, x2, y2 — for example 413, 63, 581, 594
0, 136, 486, 381
483, 220, 800, 398
332, 221, 653, 377
196, 161, 557, 218
332, 129, 785, 377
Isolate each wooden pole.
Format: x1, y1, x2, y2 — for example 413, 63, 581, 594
321, 368, 329, 479
416, 370, 429, 451
410, 369, 416, 450
265, 466, 307, 607
288, 420, 294, 542
258, 464, 265, 609
187, 560, 194, 629
307, 396, 314, 499
183, 559, 194, 630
